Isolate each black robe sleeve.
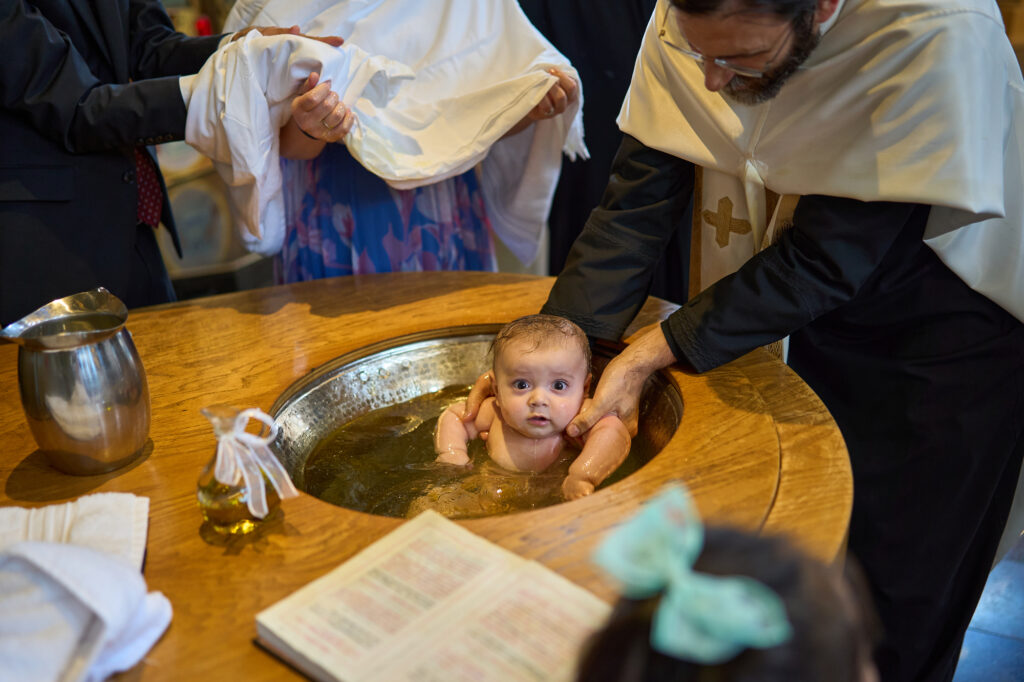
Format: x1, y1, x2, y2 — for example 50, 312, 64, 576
543, 133, 924, 372
665, 194, 920, 372
541, 134, 694, 339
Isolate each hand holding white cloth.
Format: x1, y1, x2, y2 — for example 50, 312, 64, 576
182, 33, 412, 256
185, 0, 586, 264
0, 542, 171, 682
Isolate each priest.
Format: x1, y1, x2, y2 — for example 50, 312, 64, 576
535, 0, 1024, 679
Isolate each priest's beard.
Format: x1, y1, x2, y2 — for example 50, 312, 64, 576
722, 11, 819, 105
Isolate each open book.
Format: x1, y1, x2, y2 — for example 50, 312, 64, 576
256, 511, 612, 681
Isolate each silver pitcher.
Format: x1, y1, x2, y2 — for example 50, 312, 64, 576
0, 288, 150, 475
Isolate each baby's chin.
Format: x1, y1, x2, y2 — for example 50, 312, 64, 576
513, 419, 565, 438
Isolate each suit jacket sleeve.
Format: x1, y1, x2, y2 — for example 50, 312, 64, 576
128, 0, 225, 79
0, 0, 222, 153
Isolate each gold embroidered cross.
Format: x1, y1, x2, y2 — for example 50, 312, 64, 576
702, 197, 751, 247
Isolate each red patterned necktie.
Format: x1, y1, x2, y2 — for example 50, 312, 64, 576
134, 147, 163, 227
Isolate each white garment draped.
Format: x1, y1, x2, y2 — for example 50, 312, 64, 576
183, 0, 587, 263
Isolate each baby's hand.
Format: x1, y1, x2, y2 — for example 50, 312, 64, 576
436, 448, 471, 467
561, 475, 595, 500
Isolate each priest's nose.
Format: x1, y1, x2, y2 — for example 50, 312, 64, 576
703, 62, 734, 92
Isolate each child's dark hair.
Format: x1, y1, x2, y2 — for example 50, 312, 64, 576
576, 526, 878, 682
491, 314, 591, 369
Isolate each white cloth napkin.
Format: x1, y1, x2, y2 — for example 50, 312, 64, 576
0, 542, 172, 682
0, 492, 149, 570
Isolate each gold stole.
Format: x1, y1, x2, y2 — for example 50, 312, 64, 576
689, 166, 800, 358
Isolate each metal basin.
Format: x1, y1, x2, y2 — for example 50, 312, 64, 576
270, 325, 682, 516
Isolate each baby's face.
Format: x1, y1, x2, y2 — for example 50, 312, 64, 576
492, 338, 589, 439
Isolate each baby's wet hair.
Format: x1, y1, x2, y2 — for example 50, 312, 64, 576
491, 314, 591, 369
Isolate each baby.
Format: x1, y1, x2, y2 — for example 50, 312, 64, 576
434, 314, 631, 500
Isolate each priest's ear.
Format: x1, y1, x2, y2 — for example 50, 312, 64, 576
815, 0, 840, 23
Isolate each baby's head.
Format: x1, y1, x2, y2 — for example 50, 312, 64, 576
577, 484, 879, 682
489, 315, 591, 439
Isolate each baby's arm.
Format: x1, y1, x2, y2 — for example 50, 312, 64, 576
435, 399, 492, 465
562, 414, 632, 500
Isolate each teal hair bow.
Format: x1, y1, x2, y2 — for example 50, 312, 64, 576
592, 483, 792, 664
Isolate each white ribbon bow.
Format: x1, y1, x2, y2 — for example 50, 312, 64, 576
212, 408, 299, 518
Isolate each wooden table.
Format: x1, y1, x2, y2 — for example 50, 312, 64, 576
0, 273, 851, 680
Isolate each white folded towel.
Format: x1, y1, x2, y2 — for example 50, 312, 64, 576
0, 493, 149, 570
0, 542, 172, 682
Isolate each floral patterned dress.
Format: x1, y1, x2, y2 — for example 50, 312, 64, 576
276, 144, 497, 283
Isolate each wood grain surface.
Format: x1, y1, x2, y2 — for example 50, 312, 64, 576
0, 273, 851, 681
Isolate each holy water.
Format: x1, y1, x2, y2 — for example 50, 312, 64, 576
302, 386, 642, 519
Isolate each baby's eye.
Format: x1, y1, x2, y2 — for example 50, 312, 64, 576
513, 379, 530, 390
552, 380, 568, 391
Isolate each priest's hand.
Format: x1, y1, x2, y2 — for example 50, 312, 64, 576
566, 326, 678, 439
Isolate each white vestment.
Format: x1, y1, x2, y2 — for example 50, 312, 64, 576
184, 0, 587, 262
619, 0, 1024, 561
621, 0, 1024, 319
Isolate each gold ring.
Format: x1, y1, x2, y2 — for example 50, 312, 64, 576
321, 119, 332, 130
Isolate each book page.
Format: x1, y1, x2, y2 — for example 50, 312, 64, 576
257, 511, 534, 680
370, 561, 610, 682
257, 511, 610, 682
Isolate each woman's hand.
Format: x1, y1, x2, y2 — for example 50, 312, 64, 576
531, 68, 578, 121
233, 27, 349, 160
291, 72, 354, 142
280, 72, 356, 160
502, 68, 579, 138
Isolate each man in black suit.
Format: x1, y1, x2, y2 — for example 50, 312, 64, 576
0, 0, 337, 325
